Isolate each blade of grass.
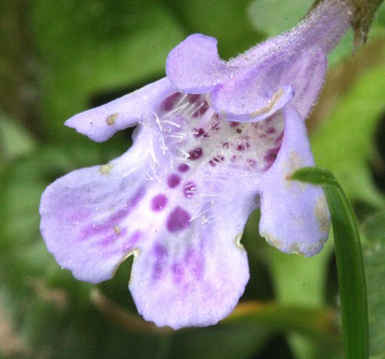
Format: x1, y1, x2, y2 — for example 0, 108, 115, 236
290, 167, 369, 359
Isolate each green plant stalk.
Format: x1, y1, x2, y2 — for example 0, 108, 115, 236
224, 301, 341, 345
291, 167, 369, 359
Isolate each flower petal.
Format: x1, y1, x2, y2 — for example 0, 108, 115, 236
42, 110, 252, 328
210, 82, 294, 122
39, 128, 155, 283
129, 176, 252, 329
210, 47, 326, 122
229, 0, 352, 69
166, 34, 231, 93
284, 47, 327, 119
259, 105, 330, 256
65, 78, 174, 142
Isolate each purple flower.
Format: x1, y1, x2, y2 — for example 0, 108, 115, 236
40, 0, 353, 329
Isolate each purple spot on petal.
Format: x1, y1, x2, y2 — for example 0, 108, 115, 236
98, 234, 115, 247
189, 147, 203, 160
188, 94, 201, 103
130, 187, 146, 207
230, 121, 240, 127
128, 231, 141, 247
247, 158, 257, 168
98, 227, 128, 247
172, 263, 185, 284
211, 115, 221, 130
66, 209, 91, 224
160, 93, 182, 112
178, 163, 190, 173
185, 247, 204, 280
215, 155, 224, 162
263, 147, 281, 169
209, 155, 224, 167
109, 186, 146, 222
118, 230, 141, 255
222, 142, 229, 149
81, 222, 113, 239
183, 181, 197, 198
151, 194, 168, 211
167, 173, 181, 188
267, 127, 276, 134
153, 243, 168, 258
152, 262, 164, 280
152, 243, 168, 280
274, 131, 284, 145
193, 101, 209, 117
193, 128, 209, 138
80, 187, 145, 241
109, 208, 129, 223
167, 207, 191, 233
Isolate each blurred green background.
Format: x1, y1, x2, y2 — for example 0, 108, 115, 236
1, 0, 385, 358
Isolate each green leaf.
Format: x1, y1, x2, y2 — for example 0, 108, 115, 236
0, 112, 36, 163
291, 167, 369, 359
171, 325, 268, 359
265, 227, 337, 359
312, 54, 385, 207
247, 0, 313, 36
361, 211, 385, 356
31, 0, 186, 138
164, 0, 263, 59
377, 3, 385, 25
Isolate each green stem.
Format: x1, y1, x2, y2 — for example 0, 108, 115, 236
224, 301, 341, 345
291, 167, 369, 359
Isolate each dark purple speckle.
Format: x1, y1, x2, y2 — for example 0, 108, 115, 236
184, 247, 204, 280
263, 146, 281, 169
193, 101, 209, 117
151, 194, 168, 211
126, 186, 146, 209
247, 158, 257, 168
193, 128, 209, 138
167, 173, 181, 188
222, 142, 230, 149
152, 243, 168, 280
183, 181, 197, 198
211, 116, 221, 130
98, 227, 128, 247
172, 263, 184, 284
167, 207, 191, 233
188, 94, 201, 103
153, 243, 168, 258
160, 93, 182, 112
189, 147, 203, 160
274, 131, 284, 145
178, 163, 190, 173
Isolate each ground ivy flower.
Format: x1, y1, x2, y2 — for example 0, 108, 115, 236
40, 0, 353, 329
